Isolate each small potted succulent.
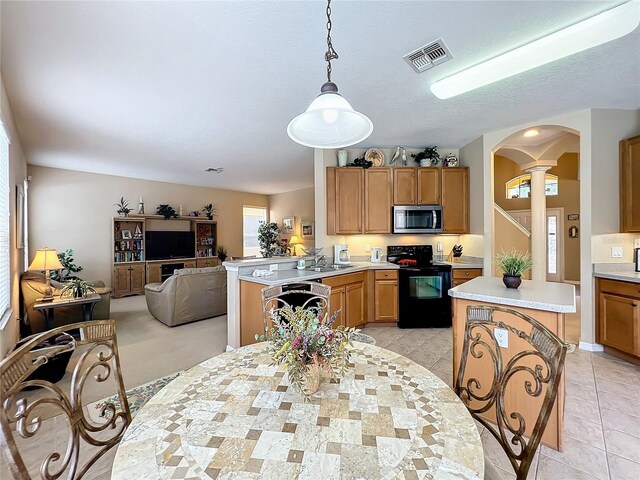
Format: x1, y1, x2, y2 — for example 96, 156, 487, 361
60, 279, 97, 299
217, 246, 228, 262
114, 197, 132, 217
202, 203, 215, 220
496, 249, 533, 289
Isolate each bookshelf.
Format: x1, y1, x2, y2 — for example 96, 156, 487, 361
113, 218, 145, 263
194, 220, 217, 258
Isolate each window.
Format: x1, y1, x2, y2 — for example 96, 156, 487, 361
0, 123, 10, 321
506, 173, 558, 199
243, 206, 267, 257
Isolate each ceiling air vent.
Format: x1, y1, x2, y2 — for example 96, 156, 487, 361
404, 39, 452, 73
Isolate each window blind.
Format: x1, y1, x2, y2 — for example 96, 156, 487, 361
0, 123, 10, 320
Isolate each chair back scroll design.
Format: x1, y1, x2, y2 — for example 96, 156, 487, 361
454, 306, 568, 480
260, 282, 331, 334
0, 320, 131, 480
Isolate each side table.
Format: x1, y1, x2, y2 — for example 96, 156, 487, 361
33, 294, 102, 331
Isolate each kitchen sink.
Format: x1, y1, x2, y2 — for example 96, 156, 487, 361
307, 265, 354, 272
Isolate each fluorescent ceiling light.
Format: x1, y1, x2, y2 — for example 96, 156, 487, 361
430, 1, 640, 99
523, 129, 540, 137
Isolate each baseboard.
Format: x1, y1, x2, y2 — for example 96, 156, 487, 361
578, 341, 604, 352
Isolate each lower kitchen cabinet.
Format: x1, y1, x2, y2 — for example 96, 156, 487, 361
596, 278, 640, 363
112, 263, 145, 298
452, 268, 483, 287
323, 272, 367, 328
374, 270, 398, 321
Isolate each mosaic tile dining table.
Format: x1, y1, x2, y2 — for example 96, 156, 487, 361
111, 342, 484, 480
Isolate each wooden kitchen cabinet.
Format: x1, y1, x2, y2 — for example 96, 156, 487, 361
620, 135, 640, 232
596, 278, 640, 363
393, 168, 416, 205
323, 272, 367, 328
326, 167, 363, 234
373, 270, 398, 321
327, 167, 391, 234
417, 168, 441, 205
452, 268, 483, 287
364, 168, 393, 233
441, 167, 469, 234
112, 263, 145, 298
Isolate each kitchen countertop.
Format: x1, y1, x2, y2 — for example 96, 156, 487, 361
238, 262, 399, 286
448, 276, 576, 313
593, 263, 640, 284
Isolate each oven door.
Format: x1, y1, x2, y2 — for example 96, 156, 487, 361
398, 267, 451, 328
393, 206, 443, 234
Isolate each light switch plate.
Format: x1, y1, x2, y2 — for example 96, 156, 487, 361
494, 328, 508, 348
365, 245, 371, 253
269, 264, 278, 271
611, 247, 623, 258
634, 238, 640, 249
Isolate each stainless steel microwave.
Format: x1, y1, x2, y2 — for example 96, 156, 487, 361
393, 205, 443, 234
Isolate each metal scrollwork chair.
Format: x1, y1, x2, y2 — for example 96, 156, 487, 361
260, 282, 332, 334
0, 320, 131, 480
455, 306, 568, 480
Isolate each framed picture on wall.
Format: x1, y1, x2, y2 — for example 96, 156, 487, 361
282, 216, 295, 233
301, 220, 314, 238
122, 230, 133, 240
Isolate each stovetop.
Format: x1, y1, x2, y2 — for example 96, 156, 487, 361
387, 245, 434, 268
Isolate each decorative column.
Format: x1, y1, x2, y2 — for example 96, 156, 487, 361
526, 166, 550, 281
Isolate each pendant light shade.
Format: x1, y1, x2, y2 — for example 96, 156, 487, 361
287, 83, 373, 149
287, 0, 373, 149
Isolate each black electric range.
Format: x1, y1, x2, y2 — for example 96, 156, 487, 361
387, 245, 452, 328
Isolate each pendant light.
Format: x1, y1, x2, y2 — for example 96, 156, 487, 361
287, 0, 373, 149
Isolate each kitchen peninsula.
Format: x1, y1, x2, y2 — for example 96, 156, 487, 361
223, 257, 400, 349
448, 276, 576, 451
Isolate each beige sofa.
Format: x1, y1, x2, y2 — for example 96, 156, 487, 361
21, 271, 112, 334
144, 266, 227, 327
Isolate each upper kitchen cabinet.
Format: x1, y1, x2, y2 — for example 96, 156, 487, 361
364, 168, 393, 233
327, 167, 392, 235
393, 168, 442, 205
441, 167, 469, 234
393, 168, 417, 205
620, 135, 640, 232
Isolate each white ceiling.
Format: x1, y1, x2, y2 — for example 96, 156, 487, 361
2, 1, 639, 194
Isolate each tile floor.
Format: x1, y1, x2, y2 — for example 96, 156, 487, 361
361, 326, 640, 480
2, 295, 639, 480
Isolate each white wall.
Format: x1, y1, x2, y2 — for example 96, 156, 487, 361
1, 74, 28, 357
28, 166, 269, 285
268, 186, 315, 254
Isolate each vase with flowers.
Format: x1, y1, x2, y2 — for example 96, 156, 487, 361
256, 305, 356, 399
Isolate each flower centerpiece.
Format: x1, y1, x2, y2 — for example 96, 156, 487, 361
257, 305, 356, 399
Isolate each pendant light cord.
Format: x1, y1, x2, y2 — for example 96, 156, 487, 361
324, 0, 338, 83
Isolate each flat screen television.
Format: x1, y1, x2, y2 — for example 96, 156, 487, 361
145, 231, 195, 260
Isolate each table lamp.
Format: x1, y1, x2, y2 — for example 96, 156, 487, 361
289, 235, 301, 256
29, 248, 63, 302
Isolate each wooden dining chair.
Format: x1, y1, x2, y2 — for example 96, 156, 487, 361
454, 305, 568, 480
0, 320, 131, 480
260, 282, 331, 334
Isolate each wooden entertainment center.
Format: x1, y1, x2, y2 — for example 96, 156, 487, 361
111, 215, 220, 298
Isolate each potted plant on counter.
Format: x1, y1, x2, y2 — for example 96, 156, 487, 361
496, 249, 533, 289
217, 246, 228, 262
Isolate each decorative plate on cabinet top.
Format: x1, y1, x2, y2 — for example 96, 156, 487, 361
365, 148, 385, 167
